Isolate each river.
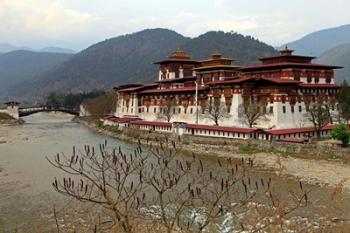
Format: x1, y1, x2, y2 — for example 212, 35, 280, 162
0, 113, 349, 232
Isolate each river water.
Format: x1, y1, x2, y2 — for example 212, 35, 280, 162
0, 113, 350, 232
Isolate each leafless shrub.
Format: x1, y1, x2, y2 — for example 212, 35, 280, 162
48, 136, 317, 233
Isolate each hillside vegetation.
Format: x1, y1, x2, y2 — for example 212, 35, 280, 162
280, 24, 350, 56
317, 43, 350, 83
9, 28, 277, 100
0, 50, 73, 97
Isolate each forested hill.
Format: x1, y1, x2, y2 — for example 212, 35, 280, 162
182, 31, 276, 64
317, 43, 350, 83
9, 28, 277, 99
0, 50, 73, 95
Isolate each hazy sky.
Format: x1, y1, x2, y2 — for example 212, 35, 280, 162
0, 0, 349, 50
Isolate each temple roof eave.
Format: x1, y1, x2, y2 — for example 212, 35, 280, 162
207, 77, 302, 86
194, 65, 240, 71
239, 62, 343, 71
154, 59, 200, 64
258, 55, 316, 61
139, 86, 209, 94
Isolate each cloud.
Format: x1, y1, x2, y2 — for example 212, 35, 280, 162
0, 0, 96, 42
0, 0, 349, 49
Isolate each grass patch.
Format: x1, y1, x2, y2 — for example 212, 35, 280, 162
238, 146, 257, 154
0, 112, 14, 120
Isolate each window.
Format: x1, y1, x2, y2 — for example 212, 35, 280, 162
299, 106, 302, 112
154, 108, 156, 113
291, 106, 294, 113
282, 106, 286, 113
178, 108, 181, 114
270, 106, 274, 114
184, 108, 187, 114
190, 108, 193, 114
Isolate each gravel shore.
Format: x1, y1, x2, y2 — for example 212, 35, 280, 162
75, 118, 350, 193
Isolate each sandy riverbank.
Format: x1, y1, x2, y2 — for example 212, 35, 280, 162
75, 117, 350, 193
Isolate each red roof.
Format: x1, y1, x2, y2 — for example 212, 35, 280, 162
139, 86, 208, 94
102, 115, 140, 123
208, 77, 301, 86
156, 77, 196, 83
154, 59, 199, 64
267, 125, 336, 136
239, 62, 342, 71
131, 121, 173, 127
186, 124, 259, 133
278, 137, 307, 143
298, 83, 340, 89
118, 83, 159, 93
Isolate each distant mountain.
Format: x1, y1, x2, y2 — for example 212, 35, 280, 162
9, 28, 276, 100
38, 47, 76, 54
0, 50, 73, 99
280, 24, 350, 56
317, 43, 350, 83
0, 43, 30, 53
0, 43, 75, 54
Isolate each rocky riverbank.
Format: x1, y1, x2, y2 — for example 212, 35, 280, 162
75, 117, 350, 192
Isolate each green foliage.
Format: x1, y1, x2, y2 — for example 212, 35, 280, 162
331, 123, 350, 146
44, 90, 105, 109
338, 80, 350, 123
238, 146, 256, 154
45, 92, 64, 108
63, 90, 105, 108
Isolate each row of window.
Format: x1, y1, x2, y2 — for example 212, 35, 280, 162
300, 89, 336, 94
282, 105, 303, 114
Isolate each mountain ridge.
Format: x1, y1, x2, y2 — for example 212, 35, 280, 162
280, 24, 350, 56
8, 28, 277, 100
317, 43, 350, 83
0, 50, 73, 100
0, 43, 76, 54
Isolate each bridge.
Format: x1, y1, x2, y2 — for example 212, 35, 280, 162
19, 106, 79, 117
1, 102, 80, 119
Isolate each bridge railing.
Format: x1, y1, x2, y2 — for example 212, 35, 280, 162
18, 105, 79, 116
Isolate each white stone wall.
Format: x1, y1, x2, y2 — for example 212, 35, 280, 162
79, 104, 91, 117
1, 105, 19, 119
116, 93, 323, 129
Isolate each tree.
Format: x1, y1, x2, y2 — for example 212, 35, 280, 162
45, 92, 64, 108
331, 123, 350, 146
338, 80, 350, 125
306, 101, 331, 138
83, 92, 117, 118
201, 98, 230, 126
238, 99, 267, 128
157, 99, 177, 122
48, 137, 312, 233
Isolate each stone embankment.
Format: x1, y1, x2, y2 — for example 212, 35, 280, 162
75, 117, 350, 192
